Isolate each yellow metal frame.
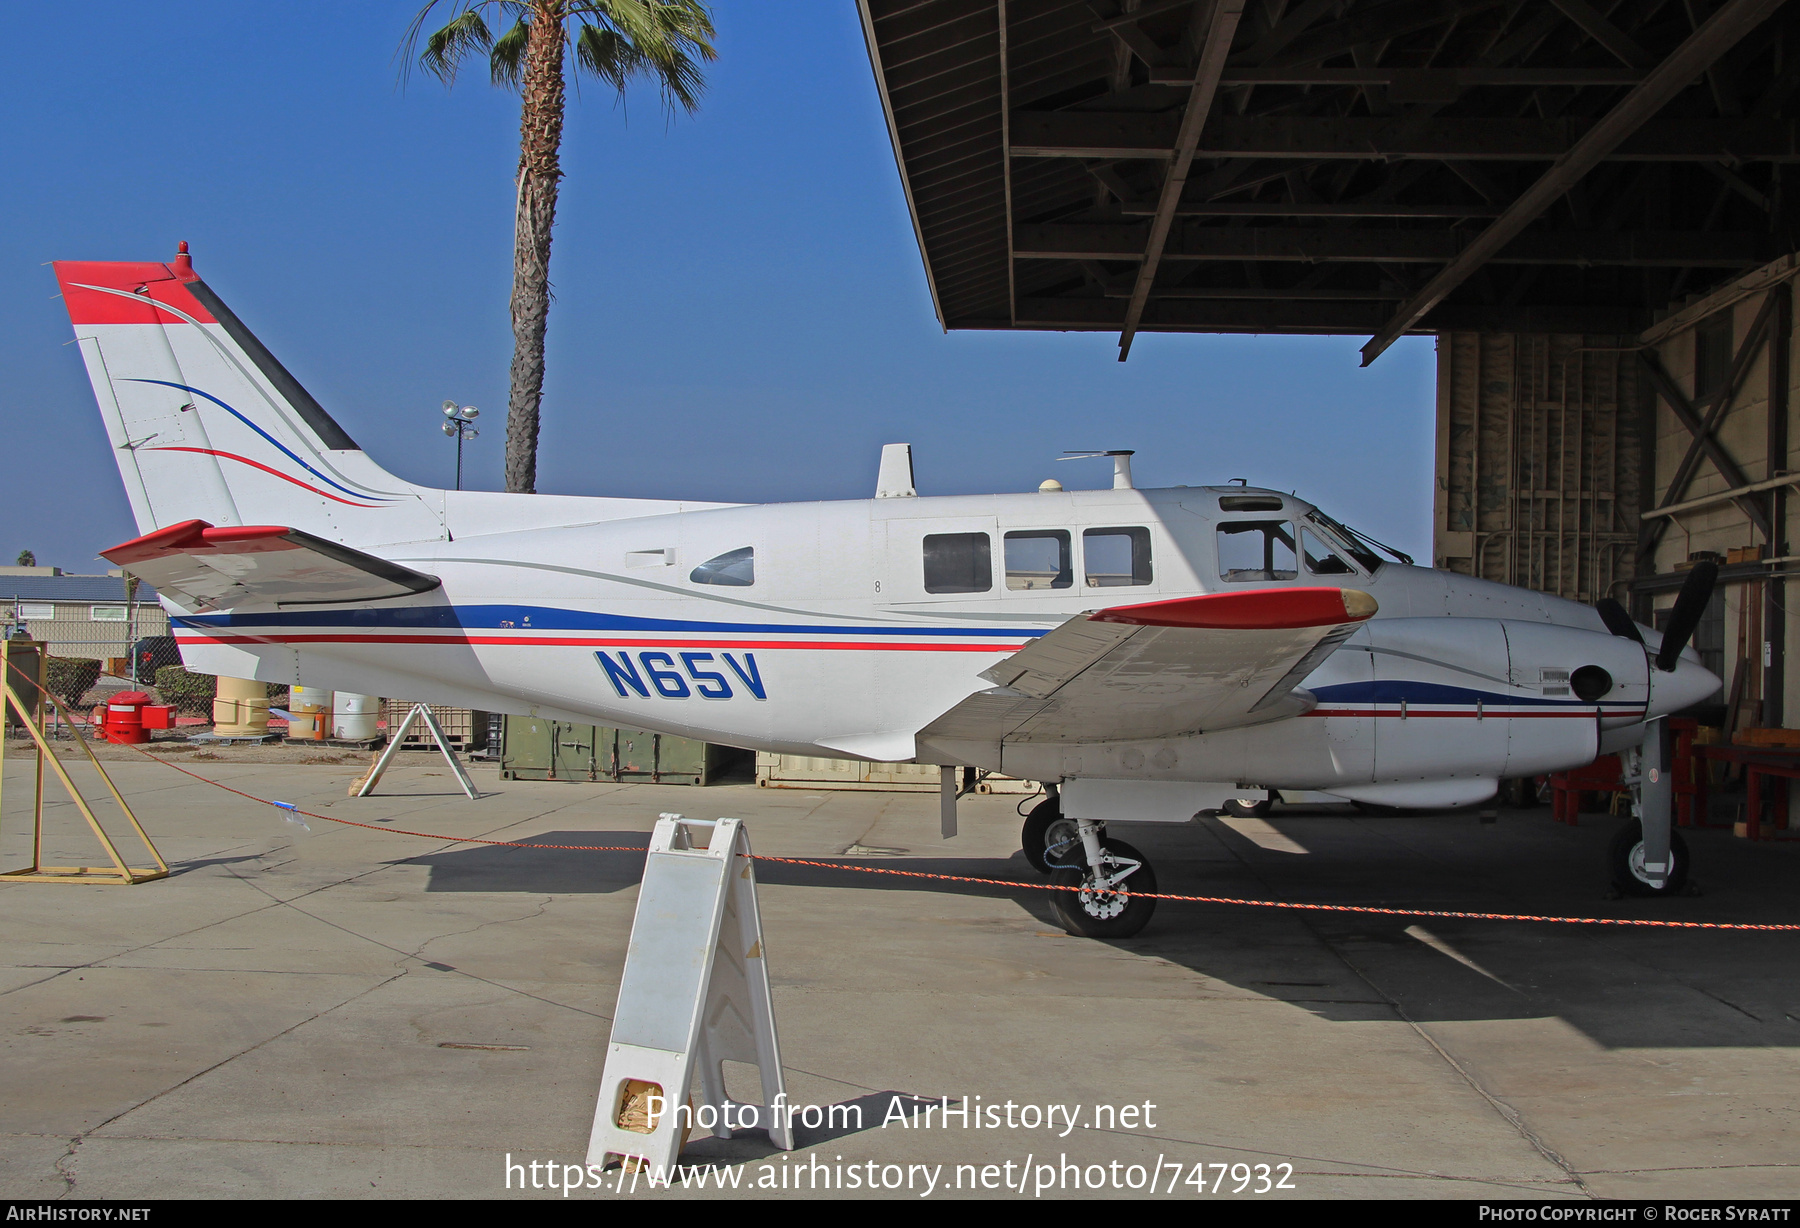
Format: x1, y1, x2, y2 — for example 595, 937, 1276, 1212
1, 639, 168, 885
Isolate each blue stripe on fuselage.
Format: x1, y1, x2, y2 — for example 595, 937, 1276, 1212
173, 604, 1047, 638
1311, 681, 1632, 708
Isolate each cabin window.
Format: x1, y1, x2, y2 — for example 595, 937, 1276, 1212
1301, 528, 1354, 576
1083, 527, 1152, 587
689, 547, 755, 587
1218, 521, 1298, 582
923, 533, 992, 594
1004, 530, 1072, 590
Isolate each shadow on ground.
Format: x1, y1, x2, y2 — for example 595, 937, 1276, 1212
410, 813, 1800, 1052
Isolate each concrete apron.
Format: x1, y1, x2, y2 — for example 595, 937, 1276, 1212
2, 757, 1798, 1200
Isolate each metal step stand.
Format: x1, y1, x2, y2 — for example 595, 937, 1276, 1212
352, 703, 477, 800
587, 813, 793, 1174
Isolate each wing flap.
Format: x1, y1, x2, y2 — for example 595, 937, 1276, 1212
102, 519, 440, 611
922, 587, 1375, 747
979, 619, 1139, 698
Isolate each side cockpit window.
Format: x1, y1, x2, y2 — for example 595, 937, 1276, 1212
1218, 520, 1298, 582
690, 547, 755, 587
1301, 527, 1354, 575
924, 533, 992, 593
1083, 527, 1152, 587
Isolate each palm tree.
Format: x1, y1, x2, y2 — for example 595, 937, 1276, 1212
404, 1, 716, 494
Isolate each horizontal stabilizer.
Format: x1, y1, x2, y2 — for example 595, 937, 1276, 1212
924, 587, 1376, 747
102, 519, 440, 612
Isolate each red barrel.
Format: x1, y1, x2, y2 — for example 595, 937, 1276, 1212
102, 691, 152, 744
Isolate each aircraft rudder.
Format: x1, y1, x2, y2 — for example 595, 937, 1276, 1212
55, 246, 442, 543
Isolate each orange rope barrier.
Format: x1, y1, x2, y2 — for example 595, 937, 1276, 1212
48, 710, 1800, 933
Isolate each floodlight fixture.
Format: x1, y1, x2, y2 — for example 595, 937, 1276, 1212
438, 401, 480, 489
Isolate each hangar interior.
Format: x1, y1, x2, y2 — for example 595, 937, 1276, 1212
861, 0, 1800, 731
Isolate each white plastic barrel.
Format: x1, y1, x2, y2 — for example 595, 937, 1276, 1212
289, 685, 332, 740
332, 692, 379, 741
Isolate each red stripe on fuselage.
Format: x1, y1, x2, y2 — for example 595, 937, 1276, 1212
1307, 707, 1644, 719
174, 632, 1024, 652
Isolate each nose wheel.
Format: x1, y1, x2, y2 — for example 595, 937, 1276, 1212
1608, 817, 1691, 897
1046, 819, 1158, 938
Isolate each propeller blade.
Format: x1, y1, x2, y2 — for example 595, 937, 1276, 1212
1595, 598, 1644, 645
1656, 561, 1719, 672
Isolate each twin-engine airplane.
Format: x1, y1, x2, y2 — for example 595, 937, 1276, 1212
56, 247, 1721, 937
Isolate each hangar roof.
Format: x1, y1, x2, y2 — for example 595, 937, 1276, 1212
859, 0, 1799, 361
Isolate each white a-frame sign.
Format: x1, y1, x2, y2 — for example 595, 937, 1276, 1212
586, 814, 793, 1172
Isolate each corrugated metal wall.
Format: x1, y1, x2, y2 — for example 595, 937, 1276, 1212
1434, 333, 1650, 604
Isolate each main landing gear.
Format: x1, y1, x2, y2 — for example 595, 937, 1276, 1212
1021, 797, 1158, 938
1021, 797, 1078, 875
1222, 794, 1273, 818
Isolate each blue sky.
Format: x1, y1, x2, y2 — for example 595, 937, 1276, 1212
0, 1, 1435, 574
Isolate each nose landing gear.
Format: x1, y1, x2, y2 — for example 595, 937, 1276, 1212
1608, 817, 1691, 897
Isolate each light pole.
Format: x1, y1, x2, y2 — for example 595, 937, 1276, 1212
441, 401, 479, 490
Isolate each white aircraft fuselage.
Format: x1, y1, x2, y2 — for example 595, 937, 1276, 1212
172, 482, 1709, 811
54, 251, 1719, 822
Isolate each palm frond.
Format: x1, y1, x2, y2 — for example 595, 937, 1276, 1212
489, 15, 530, 90
399, 1, 536, 89
423, 10, 496, 86
574, 25, 644, 98
567, 0, 717, 117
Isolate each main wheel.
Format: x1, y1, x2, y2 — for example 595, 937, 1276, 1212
1608, 818, 1690, 897
1021, 798, 1079, 876
1049, 837, 1158, 938
1223, 795, 1273, 818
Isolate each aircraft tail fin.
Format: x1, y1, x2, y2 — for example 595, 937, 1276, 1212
54, 246, 444, 545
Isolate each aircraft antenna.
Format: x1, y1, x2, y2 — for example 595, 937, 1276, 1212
1060, 449, 1136, 489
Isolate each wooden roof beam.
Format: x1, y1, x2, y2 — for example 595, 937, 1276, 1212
1008, 112, 1800, 161
1546, 0, 1657, 69
1360, 0, 1794, 365
1119, 0, 1248, 360
1014, 222, 1776, 265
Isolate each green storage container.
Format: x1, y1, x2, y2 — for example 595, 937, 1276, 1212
498, 716, 743, 785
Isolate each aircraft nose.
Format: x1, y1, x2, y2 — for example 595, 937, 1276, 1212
1649, 652, 1722, 718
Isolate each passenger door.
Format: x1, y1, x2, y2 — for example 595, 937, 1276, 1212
875, 515, 1000, 608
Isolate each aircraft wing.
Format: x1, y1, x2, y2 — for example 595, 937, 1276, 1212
102, 519, 441, 612
918, 587, 1376, 746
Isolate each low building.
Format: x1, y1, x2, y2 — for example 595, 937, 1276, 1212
0, 566, 168, 667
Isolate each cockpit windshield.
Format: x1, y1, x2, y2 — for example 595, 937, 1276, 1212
1305, 510, 1411, 572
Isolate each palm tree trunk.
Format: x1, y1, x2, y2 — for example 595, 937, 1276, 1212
506, 0, 567, 495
